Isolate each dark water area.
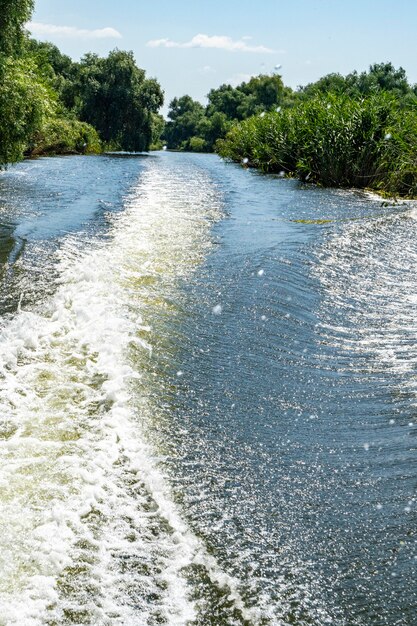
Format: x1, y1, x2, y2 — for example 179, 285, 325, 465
0, 153, 415, 625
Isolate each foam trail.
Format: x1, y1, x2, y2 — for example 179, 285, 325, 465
0, 158, 267, 625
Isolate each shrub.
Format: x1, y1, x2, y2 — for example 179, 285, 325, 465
189, 136, 206, 152
217, 93, 417, 197
28, 117, 101, 155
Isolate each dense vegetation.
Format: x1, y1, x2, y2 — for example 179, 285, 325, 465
2, 1, 417, 196
163, 74, 291, 152
0, 0, 164, 167
217, 64, 417, 197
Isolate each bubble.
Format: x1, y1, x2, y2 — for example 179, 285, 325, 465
376, 503, 383, 510
176, 370, 183, 377
212, 304, 222, 315
363, 443, 370, 451
261, 315, 267, 321
257, 269, 264, 276
389, 419, 395, 425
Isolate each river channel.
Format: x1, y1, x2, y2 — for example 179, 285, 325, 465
0, 152, 415, 625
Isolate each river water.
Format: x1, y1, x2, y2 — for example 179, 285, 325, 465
0, 152, 415, 626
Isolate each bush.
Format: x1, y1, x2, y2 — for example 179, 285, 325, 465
0, 57, 51, 166
28, 116, 101, 155
217, 93, 417, 197
189, 136, 206, 152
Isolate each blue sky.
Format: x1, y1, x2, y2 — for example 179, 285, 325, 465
30, 0, 417, 116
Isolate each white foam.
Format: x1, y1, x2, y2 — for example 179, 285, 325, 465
0, 158, 271, 625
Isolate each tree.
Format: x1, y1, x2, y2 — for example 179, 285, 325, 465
200, 112, 232, 151
0, 0, 55, 165
25, 39, 79, 110
74, 50, 163, 151
164, 96, 205, 149
0, 58, 51, 165
240, 74, 285, 110
207, 84, 246, 120
0, 0, 34, 55
299, 63, 413, 101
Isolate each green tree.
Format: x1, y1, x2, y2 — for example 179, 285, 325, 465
25, 39, 79, 110
299, 63, 413, 100
0, 0, 55, 165
240, 74, 285, 110
75, 50, 163, 151
200, 112, 232, 151
207, 84, 246, 119
0, 0, 34, 55
163, 96, 205, 149
0, 58, 51, 165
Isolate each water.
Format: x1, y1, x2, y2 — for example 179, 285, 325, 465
0, 153, 415, 625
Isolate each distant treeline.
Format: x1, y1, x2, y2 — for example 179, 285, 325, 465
3, 0, 417, 196
163, 74, 292, 152
0, 0, 164, 167
215, 64, 417, 196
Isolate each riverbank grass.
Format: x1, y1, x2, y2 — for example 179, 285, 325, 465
217, 93, 417, 198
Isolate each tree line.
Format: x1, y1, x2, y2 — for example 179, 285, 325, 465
2, 0, 417, 197
215, 63, 417, 196
162, 74, 293, 152
163, 62, 417, 156
0, 0, 164, 167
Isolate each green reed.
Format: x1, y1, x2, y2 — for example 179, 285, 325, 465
217, 93, 417, 197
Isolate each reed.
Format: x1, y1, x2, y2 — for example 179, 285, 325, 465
217, 93, 417, 197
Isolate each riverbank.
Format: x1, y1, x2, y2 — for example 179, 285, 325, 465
216, 92, 417, 198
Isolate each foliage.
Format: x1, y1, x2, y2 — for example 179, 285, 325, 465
0, 0, 34, 55
25, 39, 79, 111
298, 62, 414, 100
28, 117, 101, 156
0, 57, 51, 166
74, 50, 164, 151
164, 95, 205, 150
164, 74, 288, 152
149, 113, 166, 150
189, 136, 206, 152
217, 92, 417, 197
0, 0, 164, 166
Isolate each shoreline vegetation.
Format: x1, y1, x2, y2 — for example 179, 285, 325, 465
0, 0, 164, 168
2, 1, 417, 197
216, 92, 417, 198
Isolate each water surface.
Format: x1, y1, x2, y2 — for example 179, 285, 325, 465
0, 153, 415, 625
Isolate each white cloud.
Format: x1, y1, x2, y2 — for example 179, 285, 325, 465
147, 33, 275, 54
28, 21, 122, 40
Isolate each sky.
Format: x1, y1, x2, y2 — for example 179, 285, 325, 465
30, 0, 417, 116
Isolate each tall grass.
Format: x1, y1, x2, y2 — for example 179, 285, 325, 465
216, 93, 417, 197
